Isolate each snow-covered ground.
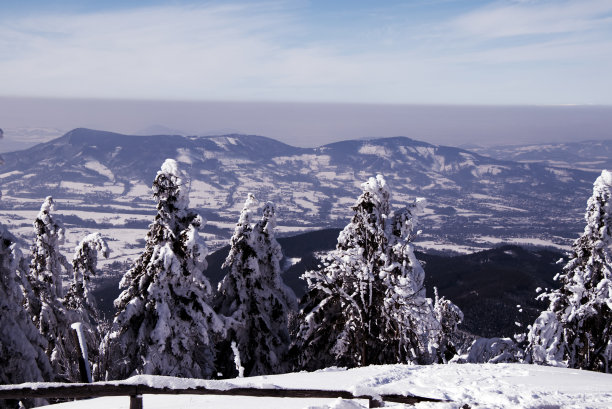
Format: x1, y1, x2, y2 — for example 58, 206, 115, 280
33, 363, 612, 409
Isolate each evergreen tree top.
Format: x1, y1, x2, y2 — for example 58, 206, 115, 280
72, 232, 110, 277
40, 196, 54, 214
35, 196, 65, 243
259, 201, 277, 234
584, 170, 612, 242
240, 193, 257, 225
223, 194, 257, 269
30, 195, 69, 299
353, 174, 390, 214
154, 158, 190, 211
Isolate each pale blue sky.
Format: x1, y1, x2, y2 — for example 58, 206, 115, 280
1, 0, 611, 105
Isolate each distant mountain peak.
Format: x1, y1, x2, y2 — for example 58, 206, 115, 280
0, 127, 594, 256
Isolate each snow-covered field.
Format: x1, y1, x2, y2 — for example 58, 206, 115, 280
34, 363, 612, 409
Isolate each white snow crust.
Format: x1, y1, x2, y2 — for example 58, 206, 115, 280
83, 160, 115, 181
32, 357, 612, 408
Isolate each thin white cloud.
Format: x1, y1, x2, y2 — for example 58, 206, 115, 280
0, 1, 610, 105
0, 3, 308, 99
451, 0, 612, 38
0, 3, 447, 103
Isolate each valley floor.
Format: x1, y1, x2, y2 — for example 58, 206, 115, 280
34, 363, 612, 409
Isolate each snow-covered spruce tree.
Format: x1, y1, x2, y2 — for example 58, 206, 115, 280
64, 232, 109, 380
25, 196, 80, 381
0, 224, 53, 384
526, 170, 612, 373
382, 202, 460, 364
103, 159, 221, 379
432, 288, 464, 362
27, 197, 70, 304
216, 197, 296, 377
292, 175, 455, 369
251, 201, 297, 363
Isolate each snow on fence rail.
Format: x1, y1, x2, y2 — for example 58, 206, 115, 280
0, 379, 448, 408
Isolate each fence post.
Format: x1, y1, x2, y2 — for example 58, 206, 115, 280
129, 395, 143, 409
69, 325, 91, 383
368, 397, 384, 408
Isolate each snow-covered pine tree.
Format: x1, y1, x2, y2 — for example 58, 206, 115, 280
432, 288, 464, 362
216, 197, 296, 377
381, 201, 448, 364
293, 175, 392, 369
293, 175, 453, 369
27, 197, 70, 304
251, 201, 297, 364
215, 194, 257, 377
526, 170, 612, 373
0, 224, 53, 384
102, 159, 221, 380
64, 232, 109, 380
25, 196, 80, 381
65, 232, 109, 323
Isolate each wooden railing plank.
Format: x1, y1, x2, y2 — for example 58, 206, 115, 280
0, 381, 449, 407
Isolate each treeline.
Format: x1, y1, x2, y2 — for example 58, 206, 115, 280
1, 161, 611, 391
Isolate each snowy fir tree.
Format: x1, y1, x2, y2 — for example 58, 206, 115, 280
432, 287, 464, 363
526, 170, 612, 373
216, 196, 296, 377
25, 196, 82, 381
65, 232, 109, 323
103, 159, 221, 380
0, 224, 53, 384
63, 232, 110, 380
292, 175, 453, 369
382, 203, 456, 364
26, 197, 70, 305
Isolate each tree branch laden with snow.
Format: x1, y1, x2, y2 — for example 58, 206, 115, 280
216, 196, 296, 377
526, 170, 612, 373
292, 175, 460, 369
102, 159, 221, 380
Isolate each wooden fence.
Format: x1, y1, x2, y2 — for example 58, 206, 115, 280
0, 381, 449, 408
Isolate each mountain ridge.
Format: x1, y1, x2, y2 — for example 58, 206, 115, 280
0, 128, 598, 254
471, 139, 612, 171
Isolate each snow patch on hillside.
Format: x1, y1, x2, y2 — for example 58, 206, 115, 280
469, 193, 500, 201
272, 154, 331, 167
471, 165, 507, 177
472, 235, 571, 251
358, 144, 390, 157
176, 148, 194, 165
0, 170, 23, 179
546, 167, 573, 183
293, 191, 320, 216
481, 203, 527, 213
125, 181, 150, 198
59, 181, 124, 195
83, 160, 115, 181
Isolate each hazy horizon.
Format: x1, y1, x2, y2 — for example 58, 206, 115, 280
1, 97, 611, 150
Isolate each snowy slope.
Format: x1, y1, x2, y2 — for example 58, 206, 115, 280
471, 140, 612, 172
0, 128, 599, 262
34, 364, 612, 409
